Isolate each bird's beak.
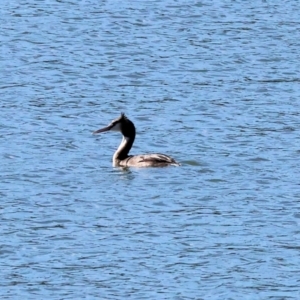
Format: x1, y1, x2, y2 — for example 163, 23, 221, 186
93, 124, 113, 134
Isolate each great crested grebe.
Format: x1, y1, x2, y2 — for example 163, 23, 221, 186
93, 113, 180, 167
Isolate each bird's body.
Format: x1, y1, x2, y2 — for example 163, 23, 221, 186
93, 113, 180, 168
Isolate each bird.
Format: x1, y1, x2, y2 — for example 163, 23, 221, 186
93, 113, 180, 167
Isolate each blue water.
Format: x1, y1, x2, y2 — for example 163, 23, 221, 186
1, 1, 300, 299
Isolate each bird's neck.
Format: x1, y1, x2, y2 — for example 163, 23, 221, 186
113, 134, 135, 161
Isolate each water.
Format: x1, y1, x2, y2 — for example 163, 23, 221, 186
1, 0, 300, 299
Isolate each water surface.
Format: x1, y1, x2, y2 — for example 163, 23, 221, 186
1, 0, 300, 299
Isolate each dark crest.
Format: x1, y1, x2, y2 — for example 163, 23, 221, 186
120, 112, 127, 120
111, 112, 127, 125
